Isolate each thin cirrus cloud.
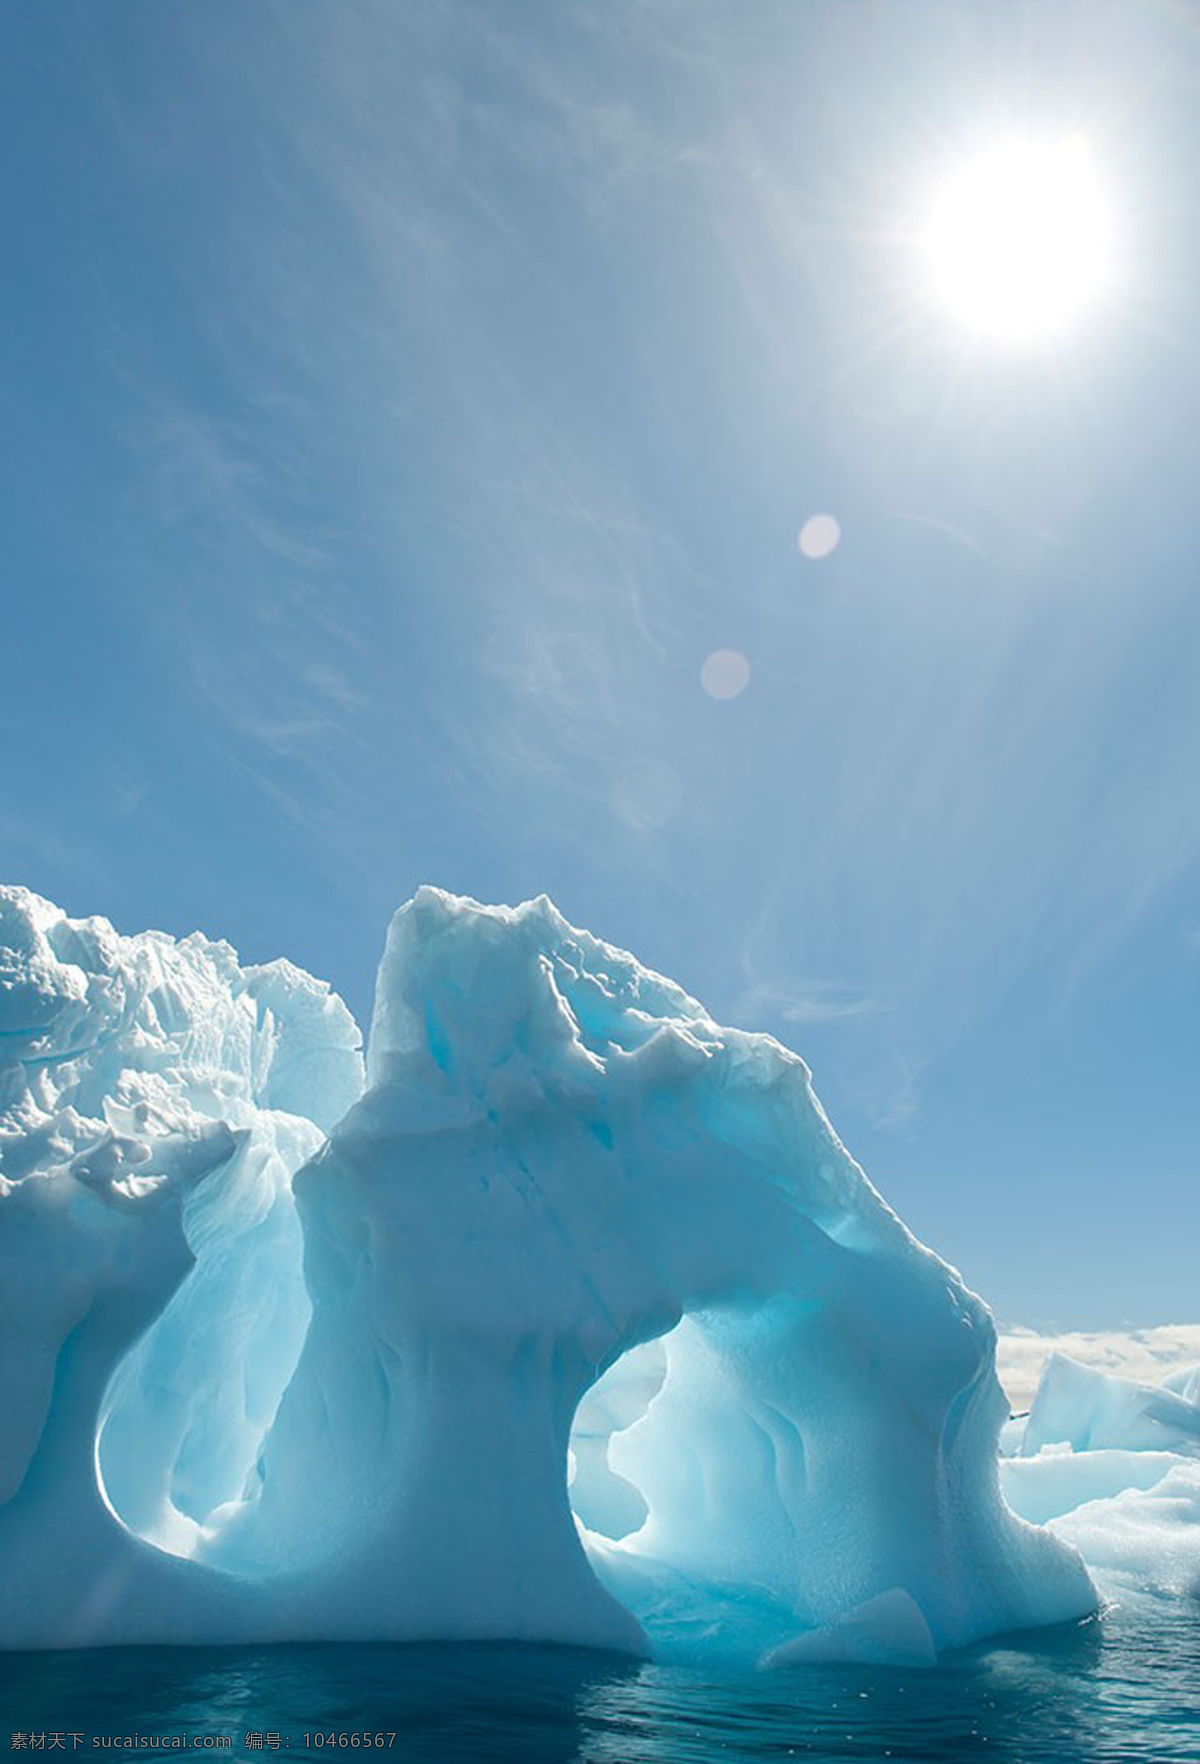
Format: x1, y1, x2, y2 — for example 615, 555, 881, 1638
734, 975, 879, 1027
13, 0, 1196, 1322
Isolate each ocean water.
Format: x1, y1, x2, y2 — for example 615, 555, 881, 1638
2, 1597, 1197, 1764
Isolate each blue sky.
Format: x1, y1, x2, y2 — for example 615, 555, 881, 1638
4, 0, 1198, 1326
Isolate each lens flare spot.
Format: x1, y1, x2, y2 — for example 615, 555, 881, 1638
701, 649, 751, 700
798, 515, 841, 560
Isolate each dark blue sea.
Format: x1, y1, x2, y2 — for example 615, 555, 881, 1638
3, 1598, 1197, 1764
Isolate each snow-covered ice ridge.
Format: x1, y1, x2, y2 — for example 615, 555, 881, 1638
0, 883, 1101, 1662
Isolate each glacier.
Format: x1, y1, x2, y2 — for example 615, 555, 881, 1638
0, 883, 1101, 1661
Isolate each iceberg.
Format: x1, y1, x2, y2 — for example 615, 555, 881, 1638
0, 884, 1096, 1658
1001, 1353, 1200, 1599
1021, 1352, 1200, 1459
0, 884, 363, 1641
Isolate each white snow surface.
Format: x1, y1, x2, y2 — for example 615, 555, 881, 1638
0, 884, 1098, 1658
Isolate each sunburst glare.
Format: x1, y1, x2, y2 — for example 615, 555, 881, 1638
922, 134, 1114, 342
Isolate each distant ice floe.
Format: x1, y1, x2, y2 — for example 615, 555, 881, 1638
1001, 1353, 1200, 1601
996, 1323, 1200, 1413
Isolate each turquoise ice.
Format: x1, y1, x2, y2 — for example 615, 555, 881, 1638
0, 884, 1097, 1661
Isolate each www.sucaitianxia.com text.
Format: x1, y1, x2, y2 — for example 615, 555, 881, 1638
10, 1735, 399, 1751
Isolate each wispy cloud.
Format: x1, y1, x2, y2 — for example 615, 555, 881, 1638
734, 975, 879, 1027
78, 0, 1200, 1106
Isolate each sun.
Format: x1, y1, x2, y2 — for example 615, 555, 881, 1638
922, 134, 1113, 342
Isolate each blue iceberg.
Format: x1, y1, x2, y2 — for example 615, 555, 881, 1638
0, 884, 1096, 1661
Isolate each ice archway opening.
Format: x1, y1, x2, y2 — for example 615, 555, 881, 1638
94, 1127, 315, 1561
568, 1334, 668, 1543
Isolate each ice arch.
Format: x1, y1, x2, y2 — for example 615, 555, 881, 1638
0, 885, 1095, 1658
201, 888, 1094, 1658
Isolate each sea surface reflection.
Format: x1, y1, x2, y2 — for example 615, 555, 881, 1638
2, 1596, 1197, 1763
